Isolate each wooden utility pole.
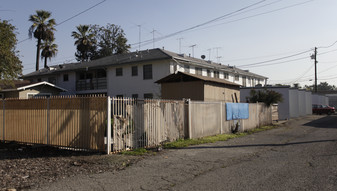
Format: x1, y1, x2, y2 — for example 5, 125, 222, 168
311, 47, 318, 93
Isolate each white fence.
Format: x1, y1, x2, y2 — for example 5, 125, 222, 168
107, 97, 273, 153
107, 98, 185, 153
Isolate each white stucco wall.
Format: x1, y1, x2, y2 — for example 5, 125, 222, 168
58, 71, 77, 95
289, 89, 299, 118
305, 91, 312, 115
298, 90, 306, 117
312, 94, 329, 105
107, 60, 171, 98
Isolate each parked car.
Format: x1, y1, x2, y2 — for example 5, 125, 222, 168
312, 104, 335, 115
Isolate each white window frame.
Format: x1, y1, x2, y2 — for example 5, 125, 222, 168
27, 93, 38, 99
27, 93, 52, 99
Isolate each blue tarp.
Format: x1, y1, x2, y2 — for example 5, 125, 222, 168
226, 103, 249, 120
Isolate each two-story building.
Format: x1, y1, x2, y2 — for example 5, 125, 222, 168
23, 48, 268, 99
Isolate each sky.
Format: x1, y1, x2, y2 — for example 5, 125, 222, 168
1, 0, 337, 87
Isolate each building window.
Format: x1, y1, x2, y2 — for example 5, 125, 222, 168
116, 68, 123, 76
132, 94, 138, 99
224, 73, 229, 79
143, 64, 152, 80
214, 71, 219, 78
144, 93, 153, 99
184, 65, 190, 73
196, 67, 202, 75
27, 93, 38, 99
37, 78, 42, 82
132, 66, 138, 76
235, 75, 240, 81
242, 76, 247, 87
207, 69, 211, 77
63, 74, 69, 82
0, 93, 4, 99
34, 93, 51, 98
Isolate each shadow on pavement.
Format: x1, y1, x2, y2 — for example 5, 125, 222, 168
178, 139, 337, 150
304, 114, 337, 128
0, 141, 102, 160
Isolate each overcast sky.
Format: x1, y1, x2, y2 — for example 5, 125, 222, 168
1, 0, 337, 87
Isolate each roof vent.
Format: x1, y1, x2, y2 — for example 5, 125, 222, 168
178, 53, 187, 58
244, 70, 249, 72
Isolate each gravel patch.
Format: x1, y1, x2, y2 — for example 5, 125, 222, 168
0, 141, 144, 191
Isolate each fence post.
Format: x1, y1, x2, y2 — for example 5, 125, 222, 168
2, 99, 5, 141
187, 99, 192, 139
107, 96, 111, 154
256, 102, 259, 128
47, 98, 50, 145
220, 102, 223, 134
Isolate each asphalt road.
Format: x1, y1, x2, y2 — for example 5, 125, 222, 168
33, 114, 337, 191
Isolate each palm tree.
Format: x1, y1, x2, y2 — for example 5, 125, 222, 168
29, 10, 56, 71
71, 25, 96, 62
41, 39, 58, 68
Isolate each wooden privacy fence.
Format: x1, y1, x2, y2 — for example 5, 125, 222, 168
0, 96, 107, 152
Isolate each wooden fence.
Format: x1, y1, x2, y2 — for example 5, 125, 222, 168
0, 96, 107, 152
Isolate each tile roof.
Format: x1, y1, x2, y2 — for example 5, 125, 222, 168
23, 48, 267, 80
156, 71, 241, 87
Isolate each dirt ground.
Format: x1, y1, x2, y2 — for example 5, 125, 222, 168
0, 142, 147, 191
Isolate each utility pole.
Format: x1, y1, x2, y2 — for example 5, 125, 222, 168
311, 47, 318, 93
189, 44, 196, 57
177, 38, 183, 54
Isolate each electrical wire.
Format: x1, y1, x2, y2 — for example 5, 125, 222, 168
237, 49, 311, 67
131, 0, 268, 47
201, 0, 314, 30
317, 40, 337, 49
288, 64, 314, 84
133, 0, 315, 48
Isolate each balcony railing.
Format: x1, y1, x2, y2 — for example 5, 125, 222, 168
76, 78, 107, 91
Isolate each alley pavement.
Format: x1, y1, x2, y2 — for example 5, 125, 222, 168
32, 114, 337, 191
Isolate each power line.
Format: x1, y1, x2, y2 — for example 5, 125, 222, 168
237, 49, 311, 68
288, 64, 314, 84
132, 0, 314, 47
131, 0, 268, 47
317, 40, 337, 49
201, 0, 314, 31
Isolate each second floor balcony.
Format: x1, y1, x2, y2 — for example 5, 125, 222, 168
76, 77, 107, 91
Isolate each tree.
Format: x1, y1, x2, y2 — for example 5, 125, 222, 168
247, 89, 283, 107
71, 25, 96, 62
0, 20, 22, 86
91, 23, 130, 59
29, 10, 56, 71
305, 82, 336, 91
41, 39, 58, 68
